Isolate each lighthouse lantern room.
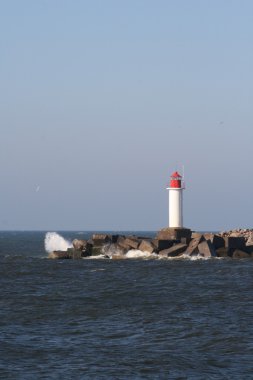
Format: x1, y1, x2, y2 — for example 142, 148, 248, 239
166, 171, 185, 228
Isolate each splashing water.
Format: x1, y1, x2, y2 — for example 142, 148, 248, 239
44, 232, 73, 253
159, 253, 213, 261
125, 250, 157, 259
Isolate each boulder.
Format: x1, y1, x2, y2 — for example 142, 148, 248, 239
187, 236, 205, 255
138, 240, 155, 253
159, 243, 187, 257
198, 240, 216, 257
232, 249, 250, 259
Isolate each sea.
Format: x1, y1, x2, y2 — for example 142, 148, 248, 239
0, 231, 253, 380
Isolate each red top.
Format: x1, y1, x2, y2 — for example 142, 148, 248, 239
170, 171, 182, 188
171, 171, 182, 178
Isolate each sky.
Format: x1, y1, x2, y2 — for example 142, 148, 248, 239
0, 0, 253, 231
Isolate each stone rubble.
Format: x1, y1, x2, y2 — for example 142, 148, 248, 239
219, 229, 253, 239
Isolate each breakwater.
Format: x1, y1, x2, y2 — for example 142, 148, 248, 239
47, 227, 253, 259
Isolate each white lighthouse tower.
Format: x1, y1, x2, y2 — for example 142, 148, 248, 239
166, 171, 185, 228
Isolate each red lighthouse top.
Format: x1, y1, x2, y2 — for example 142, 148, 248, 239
170, 171, 182, 188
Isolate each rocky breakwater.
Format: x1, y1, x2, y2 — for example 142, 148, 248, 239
217, 228, 253, 258
48, 228, 253, 260
48, 233, 156, 259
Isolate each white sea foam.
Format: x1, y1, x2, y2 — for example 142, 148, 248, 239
44, 232, 73, 253
160, 253, 212, 261
85, 254, 107, 260
187, 254, 210, 261
83, 249, 157, 260
125, 250, 157, 259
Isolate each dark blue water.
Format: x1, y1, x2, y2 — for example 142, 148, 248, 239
1, 232, 253, 379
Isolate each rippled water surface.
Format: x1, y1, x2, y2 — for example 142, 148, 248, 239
1, 232, 253, 379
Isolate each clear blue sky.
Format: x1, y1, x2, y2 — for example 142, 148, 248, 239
0, 0, 252, 231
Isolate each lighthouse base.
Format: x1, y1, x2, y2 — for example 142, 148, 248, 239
157, 227, 192, 242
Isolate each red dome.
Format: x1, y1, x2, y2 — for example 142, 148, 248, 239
171, 171, 182, 178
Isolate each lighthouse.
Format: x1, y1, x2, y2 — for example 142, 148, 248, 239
166, 171, 185, 228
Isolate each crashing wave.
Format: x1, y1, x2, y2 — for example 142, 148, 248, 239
44, 232, 73, 253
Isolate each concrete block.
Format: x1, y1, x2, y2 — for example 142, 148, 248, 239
159, 243, 187, 257
71, 250, 83, 259
48, 251, 71, 259
81, 249, 92, 257
72, 239, 87, 251
157, 227, 192, 241
204, 234, 225, 249
102, 243, 127, 256
198, 240, 216, 257
191, 232, 203, 239
230, 232, 244, 237
67, 248, 86, 259
180, 237, 191, 245
124, 237, 139, 249
84, 241, 93, 256
156, 239, 175, 251
224, 237, 246, 250
111, 253, 125, 260
92, 234, 112, 246
138, 240, 154, 253
232, 249, 250, 259
246, 232, 253, 246
152, 239, 158, 249
111, 235, 119, 243
117, 236, 138, 250
91, 246, 102, 256
216, 247, 231, 258
151, 239, 161, 253
245, 245, 253, 254
187, 236, 205, 255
